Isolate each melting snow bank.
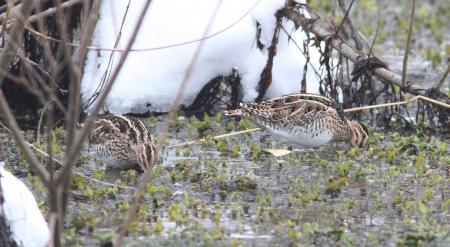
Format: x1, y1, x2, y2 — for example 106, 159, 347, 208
82, 0, 322, 114
0, 162, 49, 247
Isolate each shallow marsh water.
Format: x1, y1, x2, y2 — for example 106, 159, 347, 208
2, 114, 449, 246
1, 1, 449, 246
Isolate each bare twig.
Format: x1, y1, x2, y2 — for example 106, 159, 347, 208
27, 0, 83, 23
401, 0, 416, 87
20, 130, 136, 190
336, 0, 363, 51
167, 127, 262, 149
280, 7, 447, 98
344, 95, 450, 112
0, 0, 36, 87
0, 0, 13, 45
255, 8, 282, 101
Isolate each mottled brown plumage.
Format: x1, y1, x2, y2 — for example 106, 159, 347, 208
86, 115, 157, 172
227, 93, 369, 147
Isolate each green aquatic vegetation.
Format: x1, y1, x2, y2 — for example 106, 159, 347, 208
238, 119, 252, 130
325, 177, 349, 197
216, 139, 228, 152
192, 113, 221, 135
225, 121, 234, 132
118, 200, 130, 212
385, 145, 396, 162
337, 162, 351, 177
354, 166, 368, 180
230, 143, 241, 158
298, 189, 321, 204
120, 169, 138, 183
396, 229, 436, 247
27, 173, 47, 195
214, 112, 222, 122
442, 199, 450, 211
346, 146, 360, 158
147, 116, 157, 128
388, 166, 400, 177
231, 203, 244, 220
437, 142, 448, 156
64, 228, 79, 245
414, 153, 426, 177
421, 187, 433, 201
201, 134, 214, 145
249, 141, 261, 160
93, 170, 105, 180
417, 201, 432, 215
170, 117, 182, 132
72, 174, 86, 190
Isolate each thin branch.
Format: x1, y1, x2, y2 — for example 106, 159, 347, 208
344, 95, 450, 112
280, 6, 445, 97
0, 0, 36, 87
401, 0, 416, 87
167, 127, 262, 149
255, 8, 282, 101
27, 0, 83, 23
0, 0, 14, 45
336, 0, 362, 51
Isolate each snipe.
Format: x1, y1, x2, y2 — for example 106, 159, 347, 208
85, 115, 157, 172
226, 93, 369, 147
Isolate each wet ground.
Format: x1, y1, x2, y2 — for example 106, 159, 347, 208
2, 113, 449, 246
1, 0, 449, 246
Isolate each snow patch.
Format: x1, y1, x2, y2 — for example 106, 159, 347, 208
0, 162, 49, 247
82, 0, 321, 114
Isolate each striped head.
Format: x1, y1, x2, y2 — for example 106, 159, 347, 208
348, 121, 369, 147
225, 102, 270, 119
134, 143, 158, 172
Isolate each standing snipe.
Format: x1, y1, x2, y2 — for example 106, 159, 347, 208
226, 93, 369, 147
86, 115, 157, 172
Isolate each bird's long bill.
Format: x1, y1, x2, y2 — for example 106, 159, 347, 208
224, 109, 241, 116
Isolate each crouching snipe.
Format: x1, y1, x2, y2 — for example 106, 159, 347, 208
86, 115, 157, 172
226, 93, 369, 147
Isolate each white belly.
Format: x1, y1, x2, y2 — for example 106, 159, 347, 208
92, 145, 135, 169
100, 155, 128, 168
265, 127, 333, 148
